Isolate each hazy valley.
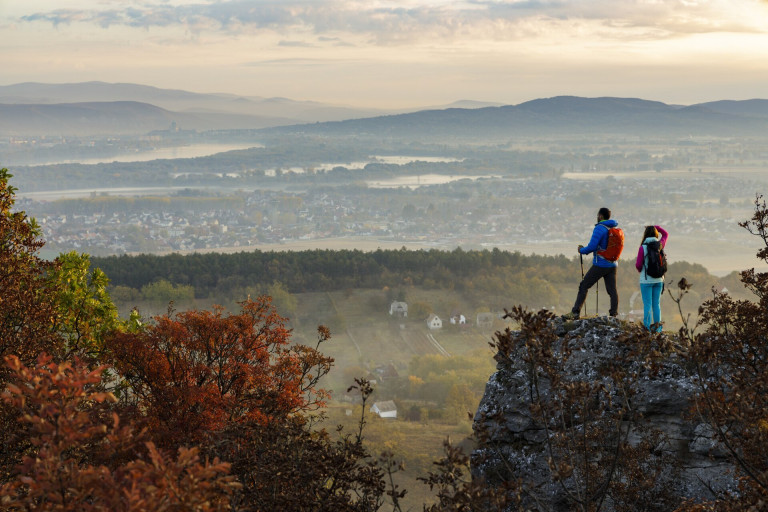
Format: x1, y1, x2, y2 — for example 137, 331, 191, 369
3, 81, 768, 509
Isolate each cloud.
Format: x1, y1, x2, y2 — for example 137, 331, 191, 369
245, 57, 346, 68
278, 40, 316, 47
16, 0, 768, 44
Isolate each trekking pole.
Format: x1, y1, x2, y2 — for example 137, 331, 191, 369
580, 254, 587, 318
596, 280, 599, 316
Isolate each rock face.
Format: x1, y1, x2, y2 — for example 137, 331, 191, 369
471, 316, 736, 510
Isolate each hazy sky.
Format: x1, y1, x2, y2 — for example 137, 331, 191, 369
2, 0, 768, 107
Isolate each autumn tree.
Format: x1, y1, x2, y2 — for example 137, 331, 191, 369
677, 194, 768, 510
0, 168, 64, 480
0, 168, 61, 368
0, 353, 239, 511
1, 170, 239, 509
0, 170, 121, 479
105, 300, 399, 510
106, 298, 332, 450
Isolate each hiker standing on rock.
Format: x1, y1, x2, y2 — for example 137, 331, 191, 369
563, 207, 623, 320
636, 225, 669, 332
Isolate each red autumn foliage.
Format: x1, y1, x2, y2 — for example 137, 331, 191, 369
0, 169, 121, 480
106, 300, 333, 450
0, 168, 64, 481
0, 353, 239, 511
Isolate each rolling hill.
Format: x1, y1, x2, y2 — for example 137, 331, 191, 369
694, 98, 768, 119
2, 82, 767, 138
267, 96, 768, 139
0, 101, 296, 136
0, 81, 389, 122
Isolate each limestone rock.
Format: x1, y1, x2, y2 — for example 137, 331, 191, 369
472, 317, 736, 510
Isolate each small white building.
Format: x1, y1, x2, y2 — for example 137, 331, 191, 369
370, 400, 398, 419
389, 301, 408, 317
426, 314, 442, 330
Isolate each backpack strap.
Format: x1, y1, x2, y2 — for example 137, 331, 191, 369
596, 223, 610, 251
642, 242, 648, 279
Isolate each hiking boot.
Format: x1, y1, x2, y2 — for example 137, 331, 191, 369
561, 311, 580, 321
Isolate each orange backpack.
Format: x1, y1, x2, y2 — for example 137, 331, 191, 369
596, 226, 624, 262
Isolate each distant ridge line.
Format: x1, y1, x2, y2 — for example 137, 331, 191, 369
1, 81, 767, 137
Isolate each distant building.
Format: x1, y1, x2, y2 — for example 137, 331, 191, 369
389, 301, 408, 318
373, 363, 400, 380
476, 312, 494, 329
426, 314, 442, 330
370, 400, 398, 419
450, 314, 466, 325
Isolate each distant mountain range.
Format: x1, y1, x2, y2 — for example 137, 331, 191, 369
0, 82, 504, 136
0, 101, 298, 136
0, 82, 390, 135
0, 82, 767, 138
269, 96, 768, 139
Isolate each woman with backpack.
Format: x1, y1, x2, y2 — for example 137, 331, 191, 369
635, 225, 668, 332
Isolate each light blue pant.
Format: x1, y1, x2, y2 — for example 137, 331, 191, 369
640, 282, 663, 332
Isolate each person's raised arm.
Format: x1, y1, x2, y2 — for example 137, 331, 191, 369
656, 225, 669, 248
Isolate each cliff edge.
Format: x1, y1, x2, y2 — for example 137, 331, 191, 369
471, 314, 736, 511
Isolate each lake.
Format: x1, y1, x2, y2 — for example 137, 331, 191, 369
366, 174, 499, 188
263, 155, 463, 176
34, 142, 262, 166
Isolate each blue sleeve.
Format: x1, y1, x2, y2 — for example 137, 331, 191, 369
579, 225, 606, 254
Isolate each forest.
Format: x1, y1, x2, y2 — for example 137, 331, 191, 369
91, 246, 745, 328
4, 163, 768, 510
92, 247, 571, 297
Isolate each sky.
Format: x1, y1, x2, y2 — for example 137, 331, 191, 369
2, 0, 768, 108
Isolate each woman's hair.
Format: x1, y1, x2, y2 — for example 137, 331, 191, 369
641, 225, 659, 243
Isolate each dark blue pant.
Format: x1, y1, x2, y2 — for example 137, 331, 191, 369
572, 265, 618, 316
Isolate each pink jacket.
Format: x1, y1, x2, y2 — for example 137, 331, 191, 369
635, 225, 668, 272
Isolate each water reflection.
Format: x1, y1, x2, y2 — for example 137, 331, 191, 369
263, 155, 463, 176
40, 143, 262, 166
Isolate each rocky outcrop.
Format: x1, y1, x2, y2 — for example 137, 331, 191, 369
471, 316, 736, 510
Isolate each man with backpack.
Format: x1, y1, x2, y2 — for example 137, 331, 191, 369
562, 207, 622, 320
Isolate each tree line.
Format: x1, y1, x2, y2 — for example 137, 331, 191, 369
92, 248, 570, 304
93, 247, 732, 320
